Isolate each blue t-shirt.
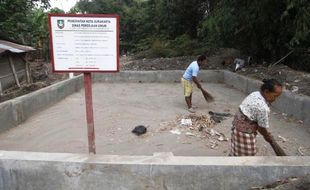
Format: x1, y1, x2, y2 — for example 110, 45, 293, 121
183, 61, 199, 81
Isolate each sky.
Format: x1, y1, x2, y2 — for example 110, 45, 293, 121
50, 0, 79, 12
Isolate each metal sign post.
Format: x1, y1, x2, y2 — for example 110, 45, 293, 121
48, 14, 119, 154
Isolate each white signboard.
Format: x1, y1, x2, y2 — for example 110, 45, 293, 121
49, 14, 119, 72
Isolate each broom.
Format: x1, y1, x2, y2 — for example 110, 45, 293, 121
269, 136, 287, 156
200, 87, 214, 102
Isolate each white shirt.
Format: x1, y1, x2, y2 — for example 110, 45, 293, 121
239, 91, 270, 128
183, 61, 199, 81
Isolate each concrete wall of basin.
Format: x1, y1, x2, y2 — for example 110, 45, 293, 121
0, 151, 309, 190
0, 70, 308, 133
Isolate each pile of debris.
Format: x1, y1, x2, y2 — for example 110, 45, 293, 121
30, 59, 49, 81
181, 114, 215, 132
251, 174, 310, 190
159, 113, 231, 149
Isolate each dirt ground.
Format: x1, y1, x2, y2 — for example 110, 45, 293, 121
0, 83, 308, 156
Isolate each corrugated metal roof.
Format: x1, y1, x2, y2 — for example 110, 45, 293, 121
0, 40, 35, 54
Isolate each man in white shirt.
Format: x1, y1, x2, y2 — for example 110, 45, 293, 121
182, 55, 208, 113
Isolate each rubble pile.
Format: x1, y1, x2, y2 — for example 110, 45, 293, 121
30, 59, 49, 81
159, 113, 230, 150
181, 114, 215, 132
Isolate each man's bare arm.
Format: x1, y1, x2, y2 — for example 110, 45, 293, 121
192, 76, 202, 89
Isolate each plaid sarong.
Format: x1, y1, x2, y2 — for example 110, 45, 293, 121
230, 128, 257, 156
230, 110, 258, 156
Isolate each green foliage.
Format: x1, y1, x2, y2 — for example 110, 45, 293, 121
0, 0, 66, 60
75, 0, 209, 55
282, 0, 310, 47
135, 34, 201, 58
199, 0, 310, 64
169, 34, 200, 56
1, 0, 308, 69
0, 0, 50, 44
29, 7, 64, 59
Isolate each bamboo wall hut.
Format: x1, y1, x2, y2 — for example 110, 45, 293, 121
0, 40, 35, 95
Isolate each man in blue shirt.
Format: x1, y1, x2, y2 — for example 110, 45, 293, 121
182, 55, 208, 113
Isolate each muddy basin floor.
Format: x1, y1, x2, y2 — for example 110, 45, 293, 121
0, 83, 309, 156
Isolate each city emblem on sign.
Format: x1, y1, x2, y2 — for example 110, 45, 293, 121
57, 20, 65, 29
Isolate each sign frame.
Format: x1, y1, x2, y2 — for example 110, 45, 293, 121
48, 14, 120, 73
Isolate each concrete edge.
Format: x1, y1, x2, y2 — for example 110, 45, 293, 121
0, 75, 83, 132
223, 70, 310, 127
0, 151, 309, 166
93, 70, 224, 83
0, 101, 14, 132
0, 151, 309, 190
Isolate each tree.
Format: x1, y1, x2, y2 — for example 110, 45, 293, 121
199, 0, 310, 64
0, 0, 50, 44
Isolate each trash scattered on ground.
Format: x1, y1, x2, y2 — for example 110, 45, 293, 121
205, 128, 228, 142
291, 86, 299, 93
210, 115, 222, 123
209, 111, 232, 117
250, 175, 310, 190
181, 118, 192, 126
208, 111, 232, 123
209, 140, 218, 149
234, 58, 245, 71
185, 132, 195, 136
298, 146, 305, 156
205, 128, 219, 136
158, 113, 231, 150
278, 135, 287, 142
217, 135, 228, 142
170, 129, 181, 135
132, 125, 147, 136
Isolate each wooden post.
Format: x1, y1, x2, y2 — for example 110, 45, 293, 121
8, 55, 21, 88
21, 55, 32, 84
84, 72, 96, 154
0, 81, 3, 96
24, 58, 32, 84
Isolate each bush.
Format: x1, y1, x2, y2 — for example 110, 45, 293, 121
134, 34, 204, 58
286, 49, 310, 72
169, 34, 200, 56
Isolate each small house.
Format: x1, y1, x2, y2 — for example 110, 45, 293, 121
0, 40, 35, 94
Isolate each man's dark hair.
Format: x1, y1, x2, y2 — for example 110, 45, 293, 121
261, 79, 282, 92
197, 55, 207, 62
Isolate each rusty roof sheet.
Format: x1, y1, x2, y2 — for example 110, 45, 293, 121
0, 40, 35, 54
